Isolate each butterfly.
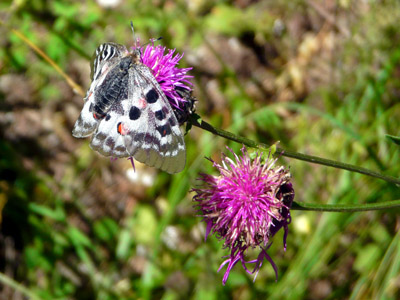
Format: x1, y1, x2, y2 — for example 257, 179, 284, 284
72, 42, 186, 174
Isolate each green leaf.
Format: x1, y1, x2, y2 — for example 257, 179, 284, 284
133, 206, 157, 245
66, 226, 92, 248
52, 1, 78, 18
116, 229, 132, 260
24, 246, 42, 269
386, 134, 400, 146
354, 244, 382, 273
25, 246, 52, 271
370, 223, 391, 245
204, 4, 273, 36
46, 33, 68, 63
40, 85, 62, 102
93, 217, 119, 242
28, 203, 66, 222
253, 108, 281, 129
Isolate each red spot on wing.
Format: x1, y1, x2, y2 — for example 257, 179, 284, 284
93, 112, 105, 120
137, 98, 147, 109
117, 122, 129, 135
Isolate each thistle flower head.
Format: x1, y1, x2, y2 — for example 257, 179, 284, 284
193, 147, 294, 285
134, 42, 193, 110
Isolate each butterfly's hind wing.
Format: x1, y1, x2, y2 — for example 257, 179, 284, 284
73, 43, 129, 138
124, 64, 186, 173
89, 85, 130, 158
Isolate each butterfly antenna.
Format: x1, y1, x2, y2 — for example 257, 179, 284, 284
130, 21, 139, 49
152, 37, 163, 43
141, 36, 163, 47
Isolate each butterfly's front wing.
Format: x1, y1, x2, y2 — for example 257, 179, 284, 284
90, 43, 129, 82
73, 43, 129, 138
90, 63, 186, 174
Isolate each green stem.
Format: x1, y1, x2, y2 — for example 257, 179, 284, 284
0, 272, 42, 300
291, 199, 400, 212
189, 115, 400, 186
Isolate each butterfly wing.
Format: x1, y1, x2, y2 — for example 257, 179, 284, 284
125, 63, 186, 173
73, 43, 129, 138
90, 43, 129, 81
90, 61, 186, 174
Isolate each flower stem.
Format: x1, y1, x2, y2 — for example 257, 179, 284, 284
291, 199, 400, 212
189, 115, 400, 186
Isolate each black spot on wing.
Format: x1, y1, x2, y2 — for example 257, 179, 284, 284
168, 117, 176, 127
105, 137, 115, 149
155, 109, 166, 121
129, 106, 141, 120
145, 133, 156, 145
146, 89, 159, 103
135, 133, 144, 140
156, 124, 172, 137
105, 114, 111, 121
96, 132, 107, 141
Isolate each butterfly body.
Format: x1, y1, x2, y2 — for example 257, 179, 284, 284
73, 43, 186, 174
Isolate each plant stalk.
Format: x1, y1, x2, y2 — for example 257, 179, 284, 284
189, 115, 400, 186
291, 199, 400, 212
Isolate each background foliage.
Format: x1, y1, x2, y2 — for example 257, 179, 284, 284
1, 0, 400, 299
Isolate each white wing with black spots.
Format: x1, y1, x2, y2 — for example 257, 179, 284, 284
124, 63, 185, 173
75, 43, 186, 174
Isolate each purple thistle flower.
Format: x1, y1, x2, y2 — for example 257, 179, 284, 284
193, 147, 294, 285
136, 43, 193, 110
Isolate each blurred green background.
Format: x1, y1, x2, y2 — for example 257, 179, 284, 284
1, 0, 400, 299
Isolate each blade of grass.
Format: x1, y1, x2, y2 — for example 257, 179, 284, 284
0, 20, 85, 97
0, 272, 42, 300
